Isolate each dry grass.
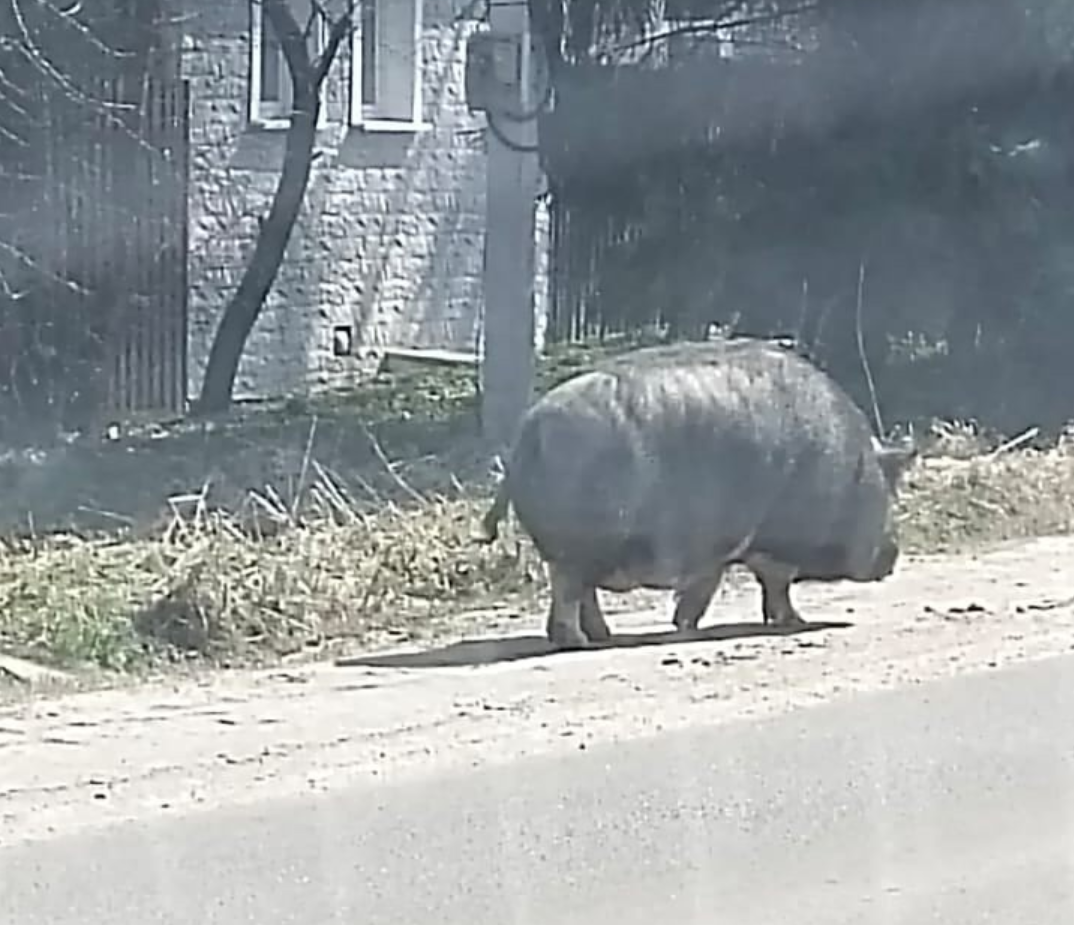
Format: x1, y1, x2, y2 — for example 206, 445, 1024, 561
2, 342, 1074, 678
0, 469, 545, 673
2, 429, 1074, 676
897, 443, 1074, 553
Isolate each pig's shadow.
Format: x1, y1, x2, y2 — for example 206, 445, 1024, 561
336, 619, 852, 670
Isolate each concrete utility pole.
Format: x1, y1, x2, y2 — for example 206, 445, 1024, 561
478, 0, 542, 452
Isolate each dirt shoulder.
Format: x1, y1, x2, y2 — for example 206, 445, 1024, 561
3, 533, 1071, 848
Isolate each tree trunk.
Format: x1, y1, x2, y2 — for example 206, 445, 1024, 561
192, 0, 353, 415
193, 89, 319, 415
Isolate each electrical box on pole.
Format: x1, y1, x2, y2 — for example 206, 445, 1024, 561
465, 31, 523, 114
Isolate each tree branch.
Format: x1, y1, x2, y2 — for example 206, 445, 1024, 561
263, 0, 314, 83
613, 0, 818, 55
314, 6, 355, 85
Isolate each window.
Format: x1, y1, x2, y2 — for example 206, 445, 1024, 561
249, 0, 328, 128
350, 0, 425, 130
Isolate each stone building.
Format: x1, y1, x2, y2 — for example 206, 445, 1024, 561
178, 0, 549, 401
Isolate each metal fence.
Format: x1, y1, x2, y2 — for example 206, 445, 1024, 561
0, 76, 190, 439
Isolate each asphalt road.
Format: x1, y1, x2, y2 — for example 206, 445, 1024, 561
6, 654, 1074, 924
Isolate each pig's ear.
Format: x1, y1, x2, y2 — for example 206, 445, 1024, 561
875, 442, 918, 489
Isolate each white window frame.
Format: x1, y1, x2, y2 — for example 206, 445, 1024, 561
348, 0, 428, 132
249, 0, 330, 130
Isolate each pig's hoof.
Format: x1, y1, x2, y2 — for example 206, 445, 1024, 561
584, 624, 612, 644
672, 616, 703, 636
580, 611, 612, 643
548, 624, 591, 650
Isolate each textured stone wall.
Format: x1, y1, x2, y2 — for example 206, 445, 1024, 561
179, 0, 549, 402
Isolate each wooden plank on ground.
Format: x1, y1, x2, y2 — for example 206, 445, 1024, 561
378, 347, 479, 373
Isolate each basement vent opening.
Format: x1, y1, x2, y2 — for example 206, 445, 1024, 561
331, 324, 354, 357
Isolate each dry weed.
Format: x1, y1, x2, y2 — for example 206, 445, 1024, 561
2, 437, 1074, 673
898, 438, 1074, 552
0, 469, 544, 671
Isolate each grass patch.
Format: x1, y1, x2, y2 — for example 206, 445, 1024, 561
3, 436, 1074, 675
897, 448, 1074, 552
1, 342, 1073, 678
0, 484, 543, 674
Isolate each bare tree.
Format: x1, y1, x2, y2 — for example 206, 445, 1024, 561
194, 0, 356, 415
